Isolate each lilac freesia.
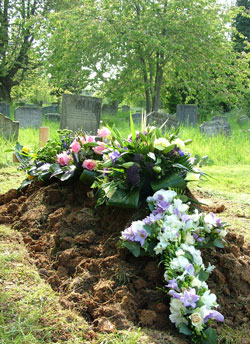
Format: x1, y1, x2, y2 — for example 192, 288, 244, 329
168, 290, 181, 299
143, 213, 157, 225
108, 150, 120, 162
121, 220, 148, 246
185, 264, 195, 276
180, 288, 200, 308
204, 310, 224, 323
157, 200, 170, 211
166, 278, 179, 291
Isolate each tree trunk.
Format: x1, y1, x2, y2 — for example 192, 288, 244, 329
152, 61, 163, 112
0, 78, 12, 101
140, 56, 152, 113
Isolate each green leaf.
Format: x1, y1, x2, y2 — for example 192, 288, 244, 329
179, 323, 192, 336
151, 173, 187, 192
130, 113, 136, 142
124, 241, 141, 257
80, 169, 97, 185
198, 270, 210, 281
213, 238, 224, 248
201, 327, 217, 344
107, 188, 140, 208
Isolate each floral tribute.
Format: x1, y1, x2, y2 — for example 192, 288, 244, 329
15, 121, 227, 342
121, 189, 227, 344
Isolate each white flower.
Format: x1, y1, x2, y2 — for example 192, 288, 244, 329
184, 232, 195, 245
191, 209, 202, 223
173, 199, 189, 213
172, 138, 185, 150
219, 229, 227, 237
204, 213, 217, 227
170, 255, 190, 271
189, 311, 204, 332
152, 189, 177, 203
154, 138, 171, 151
169, 299, 188, 327
200, 290, 218, 308
181, 244, 204, 267
154, 241, 168, 255
191, 277, 202, 288
206, 263, 215, 273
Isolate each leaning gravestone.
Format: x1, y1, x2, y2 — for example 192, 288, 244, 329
15, 106, 42, 128
176, 104, 198, 127
0, 102, 10, 117
42, 104, 60, 115
44, 113, 60, 122
60, 94, 102, 134
147, 111, 179, 131
200, 116, 231, 136
0, 113, 19, 140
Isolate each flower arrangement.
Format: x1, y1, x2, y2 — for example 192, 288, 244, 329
121, 189, 227, 343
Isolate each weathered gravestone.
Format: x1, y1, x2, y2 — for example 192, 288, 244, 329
44, 113, 60, 122
238, 115, 249, 126
102, 101, 118, 115
42, 104, 60, 115
176, 104, 198, 127
122, 105, 130, 112
15, 106, 42, 128
0, 102, 10, 118
130, 113, 142, 125
200, 116, 231, 136
0, 113, 19, 140
147, 111, 179, 131
60, 94, 102, 134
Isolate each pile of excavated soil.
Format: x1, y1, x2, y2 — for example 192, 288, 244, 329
0, 182, 249, 339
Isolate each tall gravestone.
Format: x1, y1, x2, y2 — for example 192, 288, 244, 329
60, 94, 102, 134
15, 106, 42, 128
176, 104, 198, 127
122, 105, 130, 112
0, 102, 10, 117
0, 114, 19, 140
129, 113, 142, 125
147, 111, 179, 131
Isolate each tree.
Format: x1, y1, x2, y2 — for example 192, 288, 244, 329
233, 0, 250, 52
0, 0, 57, 101
46, 0, 233, 112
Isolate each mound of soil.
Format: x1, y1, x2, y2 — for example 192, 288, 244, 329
0, 182, 249, 339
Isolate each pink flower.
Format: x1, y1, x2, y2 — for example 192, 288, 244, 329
82, 159, 97, 170
80, 136, 85, 144
57, 152, 71, 166
93, 143, 106, 155
97, 127, 111, 138
86, 135, 95, 143
70, 140, 81, 153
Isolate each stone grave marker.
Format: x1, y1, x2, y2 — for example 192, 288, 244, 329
15, 106, 42, 128
129, 113, 142, 125
0, 113, 19, 140
44, 113, 60, 122
60, 94, 102, 134
147, 111, 179, 131
200, 116, 231, 136
176, 104, 198, 126
102, 101, 118, 115
0, 102, 10, 117
42, 104, 60, 115
238, 115, 249, 126
122, 105, 130, 112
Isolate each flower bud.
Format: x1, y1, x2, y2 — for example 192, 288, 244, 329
153, 166, 161, 173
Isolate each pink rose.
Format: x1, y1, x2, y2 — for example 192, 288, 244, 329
70, 140, 81, 153
97, 127, 111, 138
93, 143, 106, 155
57, 152, 71, 166
86, 135, 95, 143
82, 159, 97, 171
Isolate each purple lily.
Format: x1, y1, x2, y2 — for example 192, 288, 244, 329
180, 288, 200, 308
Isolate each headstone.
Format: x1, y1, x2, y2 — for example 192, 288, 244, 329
130, 113, 142, 125
102, 101, 118, 115
0, 102, 10, 117
42, 104, 60, 115
44, 113, 60, 122
0, 113, 19, 140
60, 94, 102, 134
176, 104, 198, 126
200, 116, 231, 136
147, 111, 179, 130
238, 115, 249, 126
15, 106, 42, 128
122, 105, 130, 112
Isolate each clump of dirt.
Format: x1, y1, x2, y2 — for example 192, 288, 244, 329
0, 181, 249, 337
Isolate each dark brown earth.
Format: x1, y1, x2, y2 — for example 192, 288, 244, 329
0, 182, 249, 341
